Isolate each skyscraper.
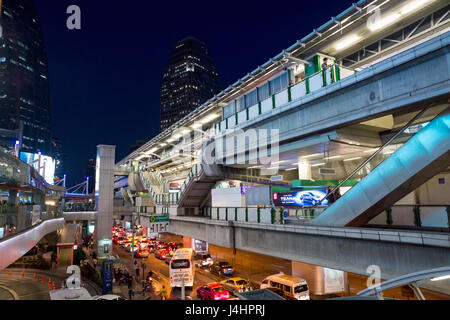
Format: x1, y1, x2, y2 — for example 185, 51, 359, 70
160, 37, 220, 131
0, 0, 51, 154
51, 137, 64, 177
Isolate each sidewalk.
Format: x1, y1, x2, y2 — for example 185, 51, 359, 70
112, 277, 160, 300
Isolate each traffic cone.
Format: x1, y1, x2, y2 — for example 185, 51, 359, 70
21, 271, 24, 277
41, 275, 45, 283
8, 271, 11, 277
48, 277, 52, 286
33, 273, 37, 280
51, 281, 55, 290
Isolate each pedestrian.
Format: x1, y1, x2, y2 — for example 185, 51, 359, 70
326, 186, 336, 205
159, 285, 168, 300
321, 57, 329, 70
135, 266, 140, 280
128, 277, 134, 299
335, 187, 342, 200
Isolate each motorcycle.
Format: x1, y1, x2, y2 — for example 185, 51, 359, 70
142, 277, 153, 293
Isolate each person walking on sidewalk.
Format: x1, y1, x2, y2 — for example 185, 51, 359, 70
159, 285, 168, 300
128, 277, 134, 300
135, 266, 140, 280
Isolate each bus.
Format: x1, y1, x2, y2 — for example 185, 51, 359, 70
169, 248, 194, 288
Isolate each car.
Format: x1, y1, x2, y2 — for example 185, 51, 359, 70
196, 283, 230, 300
297, 191, 323, 206
157, 242, 167, 250
164, 253, 173, 264
92, 294, 126, 300
136, 249, 149, 258
194, 253, 213, 268
210, 262, 235, 276
155, 249, 168, 260
139, 242, 148, 250
126, 245, 139, 253
220, 277, 253, 294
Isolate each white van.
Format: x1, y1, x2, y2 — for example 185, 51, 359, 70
260, 273, 310, 300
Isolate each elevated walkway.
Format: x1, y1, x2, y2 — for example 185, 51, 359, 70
311, 108, 450, 227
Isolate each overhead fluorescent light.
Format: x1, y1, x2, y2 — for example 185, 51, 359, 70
160, 143, 167, 147
344, 157, 362, 162
401, 0, 433, 15
311, 163, 325, 167
430, 275, 450, 282
300, 153, 322, 159
285, 167, 298, 171
191, 122, 202, 129
368, 12, 401, 31
335, 35, 361, 50
271, 160, 287, 165
200, 113, 221, 124
327, 155, 342, 160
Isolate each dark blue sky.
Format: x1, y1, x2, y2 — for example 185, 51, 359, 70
34, 0, 352, 186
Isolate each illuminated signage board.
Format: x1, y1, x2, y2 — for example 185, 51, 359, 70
273, 189, 329, 207
20, 152, 56, 185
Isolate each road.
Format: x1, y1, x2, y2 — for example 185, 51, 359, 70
114, 244, 256, 300
113, 242, 449, 300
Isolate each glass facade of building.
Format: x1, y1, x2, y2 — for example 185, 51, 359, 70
160, 37, 220, 132
0, 0, 51, 155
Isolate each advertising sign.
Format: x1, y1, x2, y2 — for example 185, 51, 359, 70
20, 152, 56, 185
31, 205, 41, 226
102, 260, 114, 295
169, 182, 181, 193
273, 189, 329, 207
323, 267, 345, 294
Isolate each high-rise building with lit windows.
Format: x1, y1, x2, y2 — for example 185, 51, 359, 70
0, 0, 51, 154
160, 37, 220, 132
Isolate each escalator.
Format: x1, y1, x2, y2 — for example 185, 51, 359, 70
310, 107, 450, 227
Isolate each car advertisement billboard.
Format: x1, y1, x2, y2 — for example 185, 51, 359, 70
273, 189, 329, 207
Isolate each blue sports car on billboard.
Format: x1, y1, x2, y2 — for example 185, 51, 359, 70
273, 189, 329, 207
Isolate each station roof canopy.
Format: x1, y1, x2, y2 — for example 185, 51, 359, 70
117, 0, 448, 167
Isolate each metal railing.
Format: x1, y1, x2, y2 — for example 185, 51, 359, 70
0, 204, 63, 241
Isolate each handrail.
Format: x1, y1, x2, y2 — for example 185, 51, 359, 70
316, 106, 431, 206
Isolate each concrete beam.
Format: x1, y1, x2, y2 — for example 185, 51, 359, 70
169, 217, 450, 279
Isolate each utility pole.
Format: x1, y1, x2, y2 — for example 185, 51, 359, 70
181, 277, 185, 300
131, 212, 135, 280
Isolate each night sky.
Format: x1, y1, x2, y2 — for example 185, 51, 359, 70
33, 0, 352, 186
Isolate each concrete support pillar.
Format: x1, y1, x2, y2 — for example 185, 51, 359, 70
298, 159, 312, 180
95, 145, 116, 259
8, 190, 18, 205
